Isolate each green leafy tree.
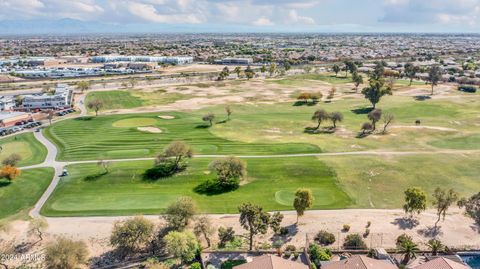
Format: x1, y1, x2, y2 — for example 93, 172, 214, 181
432, 188, 458, 227
87, 99, 103, 116
218, 226, 235, 248
194, 215, 215, 248
403, 187, 427, 217
427, 65, 443, 95
202, 113, 215, 126
404, 62, 419, 86
2, 153, 22, 167
361, 77, 392, 109
269, 212, 284, 234
234, 66, 242, 78
329, 111, 343, 129
427, 239, 444, 256
293, 188, 314, 223
76, 81, 91, 92
245, 65, 255, 80
164, 231, 200, 264
284, 61, 291, 71
44, 237, 89, 269
312, 109, 329, 130
238, 202, 270, 250
208, 156, 247, 190
268, 63, 276, 77
343, 234, 367, 250
458, 192, 480, 226
332, 64, 340, 77
367, 109, 382, 131
260, 65, 267, 73
110, 216, 154, 254
156, 141, 193, 173
164, 197, 198, 231
399, 240, 419, 265
352, 72, 364, 92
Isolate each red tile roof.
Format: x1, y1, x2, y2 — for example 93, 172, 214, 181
322, 255, 397, 269
233, 254, 309, 269
413, 257, 470, 269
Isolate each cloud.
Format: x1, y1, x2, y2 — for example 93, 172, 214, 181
253, 17, 274, 26
287, 9, 315, 25
381, 0, 480, 26
126, 1, 204, 23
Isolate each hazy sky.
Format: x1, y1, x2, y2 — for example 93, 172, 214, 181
1, 0, 480, 33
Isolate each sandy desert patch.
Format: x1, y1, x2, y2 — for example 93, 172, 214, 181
137, 126, 162, 133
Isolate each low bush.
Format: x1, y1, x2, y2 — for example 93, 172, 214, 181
342, 224, 350, 232
458, 85, 477, 93
309, 244, 332, 266
315, 230, 336, 245
343, 234, 367, 250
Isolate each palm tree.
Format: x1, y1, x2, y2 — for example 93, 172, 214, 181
399, 240, 419, 265
427, 239, 443, 256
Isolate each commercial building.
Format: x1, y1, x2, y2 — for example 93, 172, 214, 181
22, 84, 73, 110
0, 96, 16, 111
91, 55, 194, 65
215, 57, 253, 65
0, 111, 30, 127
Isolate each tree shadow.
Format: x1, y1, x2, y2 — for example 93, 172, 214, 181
418, 226, 443, 237
304, 127, 335, 134
391, 217, 419, 230
356, 132, 371, 138
270, 223, 299, 245
74, 116, 94, 121
414, 95, 431, 101
195, 124, 211, 129
293, 101, 317, 107
193, 179, 238, 196
216, 119, 228, 124
351, 107, 373, 114
0, 180, 12, 188
83, 172, 108, 181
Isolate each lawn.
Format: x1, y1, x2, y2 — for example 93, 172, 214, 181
0, 167, 54, 220
322, 153, 480, 208
44, 112, 321, 161
85, 89, 192, 112
46, 93, 480, 161
0, 133, 48, 166
41, 157, 352, 216
85, 90, 144, 110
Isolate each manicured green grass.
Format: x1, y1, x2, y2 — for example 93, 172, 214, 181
0, 168, 54, 220
44, 113, 321, 161
394, 79, 426, 86
0, 133, 48, 166
85, 89, 192, 112
323, 153, 480, 208
86, 90, 144, 110
41, 157, 351, 216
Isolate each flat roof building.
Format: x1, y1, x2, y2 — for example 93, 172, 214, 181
91, 55, 193, 65
22, 84, 73, 110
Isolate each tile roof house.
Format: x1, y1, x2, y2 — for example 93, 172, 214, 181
233, 254, 308, 269
413, 257, 470, 269
321, 255, 397, 269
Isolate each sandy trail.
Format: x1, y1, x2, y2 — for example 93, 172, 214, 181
2, 209, 479, 258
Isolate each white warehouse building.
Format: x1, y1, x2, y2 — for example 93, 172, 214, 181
0, 96, 16, 111
91, 55, 194, 65
22, 84, 73, 110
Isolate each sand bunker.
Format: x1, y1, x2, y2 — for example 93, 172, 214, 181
137, 127, 162, 133
158, 115, 175, 119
